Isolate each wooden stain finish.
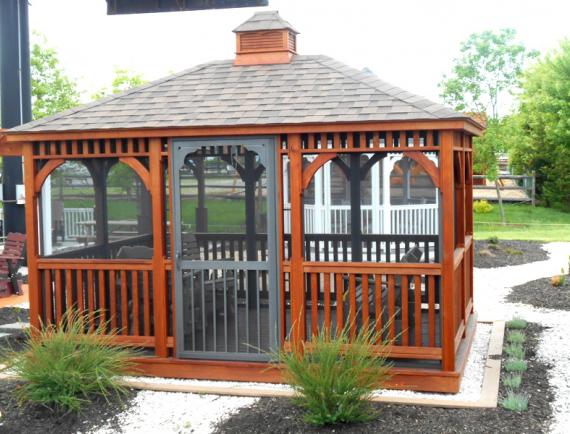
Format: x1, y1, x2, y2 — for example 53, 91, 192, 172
8, 120, 477, 393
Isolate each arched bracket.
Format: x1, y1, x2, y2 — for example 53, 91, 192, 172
119, 157, 150, 191
403, 151, 440, 189
359, 153, 386, 180
302, 153, 337, 191
34, 159, 65, 193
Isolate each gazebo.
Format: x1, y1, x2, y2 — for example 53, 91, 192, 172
0, 11, 482, 392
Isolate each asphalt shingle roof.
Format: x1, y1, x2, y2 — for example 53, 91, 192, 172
11, 55, 470, 133
233, 10, 298, 33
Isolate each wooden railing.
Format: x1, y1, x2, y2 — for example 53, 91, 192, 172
48, 234, 153, 260
37, 259, 155, 346
282, 262, 442, 360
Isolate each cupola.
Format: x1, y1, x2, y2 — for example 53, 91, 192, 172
233, 10, 298, 66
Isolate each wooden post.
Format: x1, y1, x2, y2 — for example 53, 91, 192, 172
23, 142, 41, 329
440, 131, 456, 371
150, 138, 168, 357
289, 134, 306, 347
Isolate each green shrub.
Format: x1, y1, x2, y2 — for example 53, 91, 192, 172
506, 318, 528, 330
506, 330, 526, 345
474, 200, 494, 214
501, 390, 528, 411
505, 358, 528, 373
503, 374, 522, 389
504, 343, 525, 360
487, 235, 500, 245
277, 324, 392, 426
9, 310, 137, 412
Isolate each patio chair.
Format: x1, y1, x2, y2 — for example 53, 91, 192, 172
344, 245, 424, 333
0, 233, 26, 297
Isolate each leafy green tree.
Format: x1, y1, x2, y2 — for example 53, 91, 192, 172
439, 29, 537, 221
91, 68, 145, 100
515, 40, 570, 210
31, 34, 80, 120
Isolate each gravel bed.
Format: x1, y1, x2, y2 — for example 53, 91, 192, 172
508, 278, 570, 311
0, 380, 136, 434
475, 241, 570, 434
474, 240, 548, 268
92, 391, 257, 433
213, 323, 552, 434
0, 307, 29, 326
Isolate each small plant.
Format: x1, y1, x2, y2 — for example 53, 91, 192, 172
9, 310, 138, 412
506, 317, 527, 330
550, 268, 566, 287
501, 390, 528, 411
277, 323, 392, 426
474, 200, 494, 214
506, 330, 526, 345
504, 247, 523, 256
503, 374, 522, 389
487, 235, 500, 245
505, 358, 528, 373
504, 343, 525, 360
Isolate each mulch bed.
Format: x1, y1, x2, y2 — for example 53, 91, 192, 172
0, 380, 136, 434
474, 240, 549, 268
0, 306, 140, 433
508, 277, 570, 311
214, 323, 553, 434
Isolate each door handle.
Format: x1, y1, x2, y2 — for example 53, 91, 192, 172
175, 251, 181, 270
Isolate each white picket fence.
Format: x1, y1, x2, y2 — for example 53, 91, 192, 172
64, 208, 94, 239
286, 203, 438, 235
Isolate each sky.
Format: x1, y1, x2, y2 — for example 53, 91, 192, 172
28, 0, 570, 110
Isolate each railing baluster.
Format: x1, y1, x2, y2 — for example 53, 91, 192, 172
335, 273, 343, 335
414, 275, 422, 346
98, 269, 107, 332
143, 270, 151, 336
109, 270, 118, 330
121, 270, 128, 335
428, 275, 436, 347
311, 273, 318, 337
401, 275, 409, 345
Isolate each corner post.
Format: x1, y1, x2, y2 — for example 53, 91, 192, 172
440, 131, 456, 371
23, 142, 40, 328
289, 134, 306, 348
150, 138, 168, 357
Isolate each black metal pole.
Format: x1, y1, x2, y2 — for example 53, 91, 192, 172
349, 154, 362, 262
0, 0, 30, 236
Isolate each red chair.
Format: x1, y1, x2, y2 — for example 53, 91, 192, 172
0, 232, 26, 297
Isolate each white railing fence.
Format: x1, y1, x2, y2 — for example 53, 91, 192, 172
63, 208, 94, 239
285, 203, 438, 235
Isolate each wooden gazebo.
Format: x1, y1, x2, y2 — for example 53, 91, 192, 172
0, 11, 483, 392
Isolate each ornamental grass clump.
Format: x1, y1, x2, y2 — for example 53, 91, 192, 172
506, 317, 528, 330
506, 330, 526, 345
277, 323, 392, 426
501, 390, 529, 412
505, 358, 528, 373
504, 343, 525, 360
503, 374, 522, 389
9, 310, 137, 412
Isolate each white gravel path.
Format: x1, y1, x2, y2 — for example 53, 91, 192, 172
92, 392, 257, 434
475, 242, 570, 434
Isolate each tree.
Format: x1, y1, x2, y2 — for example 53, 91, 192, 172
31, 34, 80, 120
91, 67, 145, 100
514, 40, 570, 210
439, 29, 537, 222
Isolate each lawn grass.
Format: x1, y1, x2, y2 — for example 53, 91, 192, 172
64, 197, 248, 232
474, 203, 570, 242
